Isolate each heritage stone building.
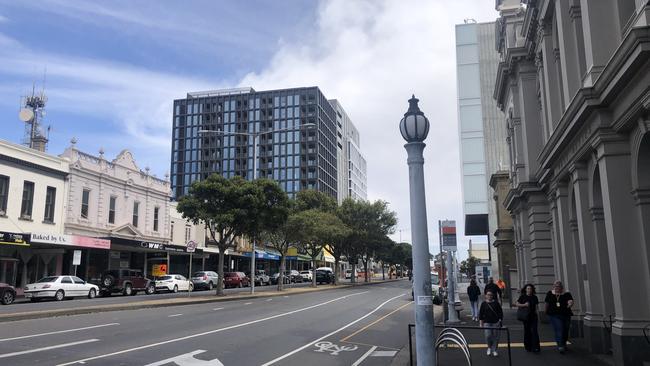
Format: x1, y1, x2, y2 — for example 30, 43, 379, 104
494, 0, 650, 364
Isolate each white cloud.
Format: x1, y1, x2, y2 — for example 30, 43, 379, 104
241, 0, 499, 256
0, 0, 499, 258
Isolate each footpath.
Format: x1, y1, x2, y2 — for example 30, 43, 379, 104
0, 278, 402, 323
391, 291, 614, 366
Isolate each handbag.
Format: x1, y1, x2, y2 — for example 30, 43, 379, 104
517, 306, 530, 321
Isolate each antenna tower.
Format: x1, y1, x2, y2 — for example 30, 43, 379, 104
19, 83, 50, 152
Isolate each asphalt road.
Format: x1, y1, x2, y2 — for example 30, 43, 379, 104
1, 281, 316, 314
0, 279, 418, 366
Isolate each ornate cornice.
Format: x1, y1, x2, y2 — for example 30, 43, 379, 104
569, 5, 581, 20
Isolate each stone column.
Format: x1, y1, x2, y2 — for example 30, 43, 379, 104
572, 162, 614, 353
553, 183, 586, 321
579, 0, 621, 86
555, 0, 585, 105
596, 137, 650, 365
526, 192, 555, 293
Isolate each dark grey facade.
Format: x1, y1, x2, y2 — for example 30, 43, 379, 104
495, 1, 650, 364
170, 87, 338, 199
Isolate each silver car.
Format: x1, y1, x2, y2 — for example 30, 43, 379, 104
191, 271, 219, 291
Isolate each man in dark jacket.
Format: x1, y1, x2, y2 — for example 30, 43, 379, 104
467, 279, 481, 321
484, 277, 502, 303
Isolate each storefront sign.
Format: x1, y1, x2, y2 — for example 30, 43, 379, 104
152, 264, 167, 276
0, 231, 29, 247
30, 233, 110, 250
139, 241, 196, 253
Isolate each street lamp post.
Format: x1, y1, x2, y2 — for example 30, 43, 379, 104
199, 123, 315, 294
399, 95, 435, 365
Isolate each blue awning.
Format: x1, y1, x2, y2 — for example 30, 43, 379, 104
243, 249, 279, 261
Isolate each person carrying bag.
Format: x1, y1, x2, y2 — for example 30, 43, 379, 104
545, 280, 574, 353
514, 283, 540, 352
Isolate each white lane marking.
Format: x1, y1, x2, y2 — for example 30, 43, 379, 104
244, 302, 253, 305
57, 291, 369, 366
283, 296, 289, 298
266, 299, 273, 302
371, 350, 398, 357
0, 323, 119, 342
168, 314, 183, 317
0, 339, 99, 359
144, 350, 224, 366
212, 307, 224, 311
260, 293, 404, 366
351, 346, 377, 366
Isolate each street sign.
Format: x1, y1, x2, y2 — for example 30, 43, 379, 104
186, 240, 197, 253
153, 264, 168, 276
73, 250, 82, 266
441, 220, 457, 251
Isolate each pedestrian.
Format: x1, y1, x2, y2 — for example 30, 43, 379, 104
484, 277, 502, 303
514, 283, 540, 352
544, 280, 574, 353
467, 279, 481, 321
479, 290, 503, 357
408, 270, 412, 282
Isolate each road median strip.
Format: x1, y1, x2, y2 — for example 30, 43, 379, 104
0, 278, 405, 323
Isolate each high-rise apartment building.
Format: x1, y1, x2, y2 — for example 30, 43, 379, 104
330, 99, 367, 203
170, 87, 339, 199
455, 20, 510, 279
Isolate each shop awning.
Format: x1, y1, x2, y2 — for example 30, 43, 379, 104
286, 254, 311, 261
243, 249, 280, 261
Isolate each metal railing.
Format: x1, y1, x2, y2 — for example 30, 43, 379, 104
643, 324, 650, 345
603, 314, 614, 334
407, 323, 513, 366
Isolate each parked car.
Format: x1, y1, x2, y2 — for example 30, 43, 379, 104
223, 272, 250, 288
287, 270, 303, 283
0, 283, 16, 305
299, 270, 313, 281
24, 276, 99, 301
90, 269, 155, 296
254, 270, 270, 286
315, 270, 334, 285
155, 274, 193, 293
270, 272, 291, 285
191, 271, 219, 290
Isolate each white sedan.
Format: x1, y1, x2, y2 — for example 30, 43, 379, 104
24, 276, 99, 302
155, 274, 193, 293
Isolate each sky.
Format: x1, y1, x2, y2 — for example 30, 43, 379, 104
0, 0, 500, 260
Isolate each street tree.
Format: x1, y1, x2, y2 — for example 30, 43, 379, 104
460, 256, 480, 277
338, 198, 397, 283
292, 209, 347, 287
241, 179, 289, 283
177, 174, 255, 296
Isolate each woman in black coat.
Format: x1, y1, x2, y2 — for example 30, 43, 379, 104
514, 283, 540, 352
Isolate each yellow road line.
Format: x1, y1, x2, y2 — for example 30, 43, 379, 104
441, 341, 571, 349
340, 301, 412, 342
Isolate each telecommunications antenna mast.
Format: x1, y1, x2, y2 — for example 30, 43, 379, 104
19, 82, 50, 152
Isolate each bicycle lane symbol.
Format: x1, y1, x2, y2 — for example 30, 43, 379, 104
312, 341, 359, 356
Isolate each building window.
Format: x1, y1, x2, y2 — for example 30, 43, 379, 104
170, 222, 174, 240
20, 181, 34, 219
81, 189, 90, 219
133, 201, 139, 227
153, 207, 160, 232
184, 226, 191, 243
44, 186, 56, 223
0, 175, 8, 216
108, 196, 116, 224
